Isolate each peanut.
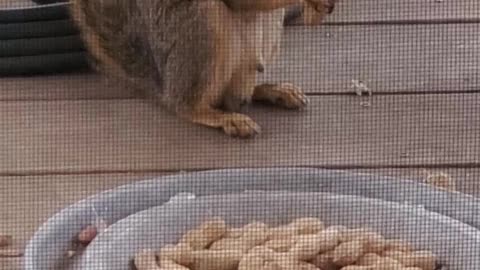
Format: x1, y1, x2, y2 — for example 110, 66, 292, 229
192, 249, 243, 270
325, 226, 348, 233
269, 226, 296, 240
181, 218, 227, 250
382, 239, 413, 253
275, 257, 318, 270
134, 250, 191, 270
239, 246, 280, 270
372, 257, 403, 270
340, 229, 379, 244
290, 230, 341, 261
296, 261, 322, 270
310, 251, 339, 270
158, 242, 194, 266
332, 240, 365, 266
211, 222, 268, 252
225, 228, 244, 238
209, 238, 240, 251
337, 229, 388, 254
340, 266, 374, 270
239, 222, 269, 252
138, 219, 438, 270
161, 259, 193, 270
134, 249, 161, 270
239, 251, 267, 270
290, 218, 325, 235
356, 253, 382, 266
384, 250, 436, 270
264, 238, 297, 252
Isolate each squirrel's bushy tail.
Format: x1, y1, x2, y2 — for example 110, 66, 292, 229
69, 0, 154, 80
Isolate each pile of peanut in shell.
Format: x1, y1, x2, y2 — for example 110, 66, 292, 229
133, 217, 440, 270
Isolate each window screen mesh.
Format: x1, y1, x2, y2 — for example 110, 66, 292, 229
0, 0, 479, 269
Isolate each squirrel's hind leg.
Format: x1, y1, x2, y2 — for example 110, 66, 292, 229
163, 0, 261, 138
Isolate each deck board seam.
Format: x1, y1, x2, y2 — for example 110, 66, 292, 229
2, 164, 480, 177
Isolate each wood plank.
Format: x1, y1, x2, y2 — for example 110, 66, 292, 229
322, 0, 480, 24
1, 0, 478, 23
1, 169, 478, 269
263, 24, 480, 94
0, 73, 133, 101
2, 24, 479, 100
1, 94, 479, 175
354, 168, 480, 196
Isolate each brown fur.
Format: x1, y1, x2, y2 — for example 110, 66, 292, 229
70, 0, 335, 138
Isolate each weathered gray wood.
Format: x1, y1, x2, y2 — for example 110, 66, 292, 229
2, 24, 479, 100
0, 74, 132, 101
355, 168, 480, 196
263, 24, 480, 94
333, 0, 479, 23
1, 94, 479, 175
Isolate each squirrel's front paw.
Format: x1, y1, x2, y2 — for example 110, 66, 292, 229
253, 83, 309, 109
221, 113, 261, 138
305, 0, 336, 14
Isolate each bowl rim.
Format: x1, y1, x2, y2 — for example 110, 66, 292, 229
80, 191, 480, 270
24, 168, 480, 270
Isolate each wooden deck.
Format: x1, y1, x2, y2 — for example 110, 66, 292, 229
1, 0, 480, 269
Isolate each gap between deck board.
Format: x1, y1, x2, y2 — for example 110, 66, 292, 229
315, 0, 480, 24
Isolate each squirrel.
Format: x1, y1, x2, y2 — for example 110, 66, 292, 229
70, 0, 336, 138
